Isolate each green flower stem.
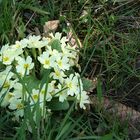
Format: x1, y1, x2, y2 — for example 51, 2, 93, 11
67, 96, 75, 101
38, 48, 42, 56
24, 49, 29, 58
32, 48, 37, 60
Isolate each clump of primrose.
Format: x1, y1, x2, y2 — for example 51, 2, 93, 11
0, 32, 90, 120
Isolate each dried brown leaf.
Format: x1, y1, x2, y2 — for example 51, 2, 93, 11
44, 20, 60, 33
66, 22, 83, 48
91, 96, 140, 122
67, 31, 83, 48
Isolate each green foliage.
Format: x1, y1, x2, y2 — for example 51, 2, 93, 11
49, 39, 62, 52
82, 77, 94, 92
47, 99, 69, 110
23, 75, 40, 92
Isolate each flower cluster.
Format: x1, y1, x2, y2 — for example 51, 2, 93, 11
0, 32, 90, 120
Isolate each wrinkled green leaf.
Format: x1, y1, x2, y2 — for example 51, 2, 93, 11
49, 39, 62, 52
40, 69, 50, 91
23, 75, 40, 93
82, 77, 95, 92
47, 99, 69, 110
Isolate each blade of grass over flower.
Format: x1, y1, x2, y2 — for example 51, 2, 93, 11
0, 69, 12, 104
24, 104, 38, 139
0, 88, 9, 105
0, 67, 11, 91
14, 71, 34, 102
14, 103, 37, 140
13, 72, 42, 139
35, 101, 42, 139
53, 87, 68, 97
39, 69, 50, 92
39, 69, 50, 118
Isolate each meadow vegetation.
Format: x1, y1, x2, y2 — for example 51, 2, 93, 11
0, 0, 140, 139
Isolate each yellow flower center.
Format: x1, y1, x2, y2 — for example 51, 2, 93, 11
45, 60, 50, 65
16, 44, 20, 48
19, 72, 23, 77
32, 41, 38, 47
24, 64, 29, 69
3, 56, 9, 62
16, 103, 24, 109
7, 93, 13, 99
3, 81, 10, 88
33, 94, 38, 101
55, 70, 60, 77
67, 82, 72, 89
58, 60, 62, 67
